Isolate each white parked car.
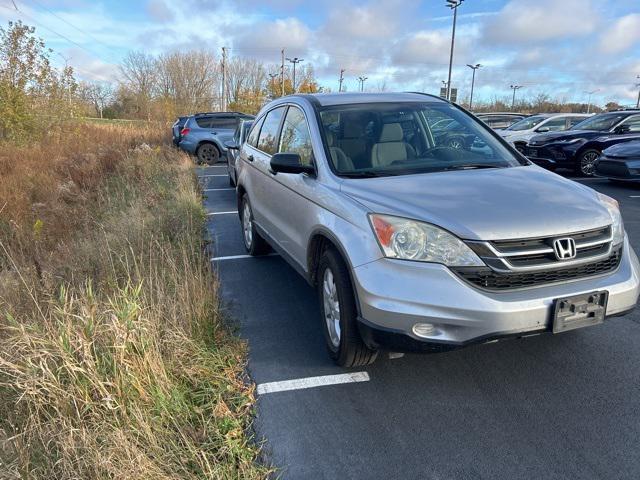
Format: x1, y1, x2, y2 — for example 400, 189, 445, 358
499, 113, 590, 153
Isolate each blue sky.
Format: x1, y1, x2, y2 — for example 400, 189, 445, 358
1, 0, 639, 106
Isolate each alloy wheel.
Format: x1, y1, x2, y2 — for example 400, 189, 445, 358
242, 201, 253, 249
581, 151, 599, 176
322, 268, 341, 348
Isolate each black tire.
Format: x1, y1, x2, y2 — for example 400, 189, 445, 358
576, 149, 600, 176
229, 173, 235, 187
197, 143, 220, 165
317, 248, 378, 367
240, 194, 269, 256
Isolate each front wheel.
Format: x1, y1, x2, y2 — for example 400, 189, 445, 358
577, 149, 600, 176
317, 249, 378, 367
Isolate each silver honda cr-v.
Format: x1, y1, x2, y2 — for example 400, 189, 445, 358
235, 93, 639, 367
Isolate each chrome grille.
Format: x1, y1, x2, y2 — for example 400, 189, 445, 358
467, 226, 613, 273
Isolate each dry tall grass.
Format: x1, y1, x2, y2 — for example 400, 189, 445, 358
0, 123, 270, 479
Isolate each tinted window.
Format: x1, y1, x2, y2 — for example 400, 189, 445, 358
568, 116, 588, 127
210, 117, 239, 129
572, 114, 626, 131
507, 115, 547, 131
195, 117, 213, 128
247, 116, 265, 147
241, 122, 253, 142
257, 107, 286, 154
279, 107, 314, 166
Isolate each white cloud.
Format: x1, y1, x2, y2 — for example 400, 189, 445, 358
482, 0, 599, 44
146, 0, 175, 22
598, 13, 640, 54
233, 18, 311, 58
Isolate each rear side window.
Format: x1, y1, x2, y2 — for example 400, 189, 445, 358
247, 116, 265, 147
257, 107, 286, 154
279, 107, 313, 166
195, 117, 212, 128
210, 117, 239, 129
544, 117, 569, 131
568, 116, 587, 127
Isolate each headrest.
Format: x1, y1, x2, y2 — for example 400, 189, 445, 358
343, 120, 364, 138
326, 131, 336, 146
379, 123, 403, 142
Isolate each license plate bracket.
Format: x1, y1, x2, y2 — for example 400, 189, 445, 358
552, 291, 608, 334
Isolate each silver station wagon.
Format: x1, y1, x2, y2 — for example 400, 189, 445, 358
235, 93, 639, 367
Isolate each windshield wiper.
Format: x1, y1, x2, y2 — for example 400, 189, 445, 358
443, 163, 503, 171
340, 171, 398, 178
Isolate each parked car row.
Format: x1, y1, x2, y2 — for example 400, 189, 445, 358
224, 92, 639, 367
523, 109, 640, 176
172, 111, 255, 164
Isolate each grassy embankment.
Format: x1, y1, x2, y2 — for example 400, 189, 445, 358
0, 122, 270, 478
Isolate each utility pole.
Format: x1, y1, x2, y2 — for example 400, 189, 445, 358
584, 89, 599, 114
338, 69, 345, 92
221, 47, 227, 111
280, 49, 285, 96
466, 63, 481, 111
445, 0, 464, 101
357, 76, 368, 92
286, 57, 304, 93
510, 84, 523, 110
636, 75, 640, 109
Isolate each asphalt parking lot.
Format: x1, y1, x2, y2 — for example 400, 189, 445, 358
199, 165, 640, 479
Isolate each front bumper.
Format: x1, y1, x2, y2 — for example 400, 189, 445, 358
595, 158, 640, 181
352, 237, 640, 351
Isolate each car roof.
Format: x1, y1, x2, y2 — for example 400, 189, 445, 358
289, 92, 447, 107
475, 112, 527, 116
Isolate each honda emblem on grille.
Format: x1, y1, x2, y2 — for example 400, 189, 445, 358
553, 237, 577, 260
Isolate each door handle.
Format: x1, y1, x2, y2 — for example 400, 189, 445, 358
247, 155, 254, 162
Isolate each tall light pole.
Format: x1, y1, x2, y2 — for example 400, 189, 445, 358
636, 75, 640, 109
268, 73, 278, 97
445, 0, 464, 101
338, 69, 345, 92
286, 57, 304, 93
584, 89, 599, 114
358, 76, 368, 92
466, 63, 481, 111
510, 84, 523, 110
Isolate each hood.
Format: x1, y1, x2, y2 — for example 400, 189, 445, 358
340, 166, 612, 241
602, 140, 640, 159
528, 129, 602, 145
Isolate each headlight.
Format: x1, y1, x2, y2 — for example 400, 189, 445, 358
368, 214, 484, 266
597, 193, 624, 245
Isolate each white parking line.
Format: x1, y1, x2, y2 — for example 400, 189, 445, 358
200, 174, 229, 178
204, 188, 235, 192
206, 211, 237, 216
630, 195, 640, 198
211, 253, 279, 262
256, 372, 370, 395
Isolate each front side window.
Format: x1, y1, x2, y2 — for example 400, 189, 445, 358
619, 115, 640, 132
571, 114, 626, 131
318, 102, 525, 177
241, 122, 253, 143
568, 116, 588, 127
257, 107, 286, 154
542, 117, 570, 131
279, 107, 314, 166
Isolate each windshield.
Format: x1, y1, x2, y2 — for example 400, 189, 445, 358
506, 115, 547, 131
319, 102, 525, 177
571, 114, 625, 132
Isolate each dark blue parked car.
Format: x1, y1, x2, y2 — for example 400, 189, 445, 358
525, 110, 640, 175
179, 112, 254, 164
595, 140, 640, 183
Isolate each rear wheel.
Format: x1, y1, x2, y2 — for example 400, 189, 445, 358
317, 248, 378, 367
577, 149, 600, 176
241, 194, 269, 255
197, 143, 220, 165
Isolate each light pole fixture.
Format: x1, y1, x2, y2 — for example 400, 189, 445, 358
445, 0, 464, 101
286, 57, 304, 92
466, 63, 481, 111
584, 89, 599, 114
358, 76, 368, 92
510, 84, 523, 110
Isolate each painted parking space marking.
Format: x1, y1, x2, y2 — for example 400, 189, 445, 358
630, 196, 640, 198
256, 372, 370, 395
200, 174, 229, 178
211, 253, 279, 262
204, 188, 235, 192
206, 211, 238, 216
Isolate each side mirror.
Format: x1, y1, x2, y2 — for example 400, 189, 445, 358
270, 152, 314, 175
535, 126, 550, 133
224, 140, 239, 150
614, 125, 630, 134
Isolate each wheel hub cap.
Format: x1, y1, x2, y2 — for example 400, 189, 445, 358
582, 153, 599, 175
322, 268, 341, 348
242, 202, 252, 248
